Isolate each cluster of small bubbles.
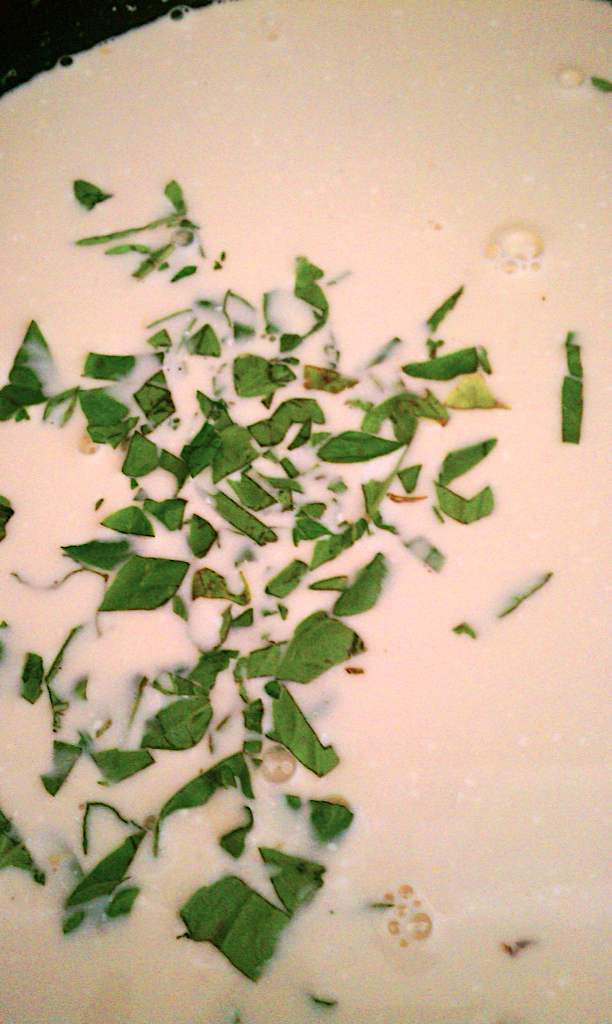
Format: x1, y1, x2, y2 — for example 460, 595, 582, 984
556, 65, 584, 89
381, 884, 433, 947
485, 224, 544, 274
260, 744, 297, 783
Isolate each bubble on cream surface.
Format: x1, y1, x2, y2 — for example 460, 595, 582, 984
485, 224, 544, 273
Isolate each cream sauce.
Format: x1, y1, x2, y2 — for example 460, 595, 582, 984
1, 2, 612, 1022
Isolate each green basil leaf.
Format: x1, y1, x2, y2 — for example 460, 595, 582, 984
228, 474, 276, 511
426, 285, 464, 333
453, 622, 477, 638
65, 830, 145, 908
62, 539, 130, 570
159, 448, 190, 488
498, 572, 553, 618
233, 354, 296, 397
106, 885, 140, 918
402, 347, 478, 380
223, 290, 256, 339
0, 806, 45, 885
243, 699, 264, 733
397, 465, 421, 494
309, 575, 347, 592
361, 394, 419, 443
212, 424, 258, 483
21, 652, 44, 704
74, 179, 113, 210
79, 388, 132, 448
101, 506, 154, 537
259, 846, 325, 915
295, 257, 329, 329
192, 567, 249, 605
565, 332, 583, 379
318, 432, 404, 463
214, 492, 278, 546
285, 794, 302, 810
181, 421, 222, 477
438, 438, 497, 487
180, 875, 290, 981
249, 398, 324, 447
592, 75, 612, 92
99, 555, 188, 611
121, 431, 158, 477
444, 372, 507, 410
277, 611, 364, 683
405, 536, 445, 572
303, 365, 357, 394
0, 499, 14, 542
562, 375, 583, 444
91, 748, 154, 783
143, 498, 186, 531
267, 685, 339, 776
310, 996, 338, 1009
310, 519, 368, 571
293, 512, 332, 544
147, 328, 172, 351
309, 800, 354, 842
171, 265, 197, 283
367, 336, 401, 367
158, 752, 253, 840
435, 483, 495, 524
83, 353, 135, 381
220, 807, 254, 859
140, 696, 212, 750
246, 644, 285, 679
0, 321, 53, 420
265, 560, 308, 599
189, 649, 237, 694
188, 514, 218, 558
187, 323, 221, 356
332, 553, 387, 616
165, 180, 187, 215
41, 739, 84, 796
134, 371, 175, 427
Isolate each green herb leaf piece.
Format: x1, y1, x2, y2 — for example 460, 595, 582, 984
214, 492, 278, 546
397, 465, 421, 494
165, 180, 187, 215
565, 332, 583, 379
188, 514, 218, 558
402, 347, 478, 381
212, 424, 258, 483
260, 847, 325, 915
367, 336, 402, 367
65, 830, 145, 908
157, 752, 253, 841
21, 652, 44, 704
444, 372, 508, 410
310, 519, 368, 571
498, 572, 553, 618
295, 256, 329, 327
121, 431, 158, 477
73, 180, 113, 210
277, 611, 364, 683
592, 76, 612, 92
435, 483, 495, 524
405, 536, 445, 572
0, 806, 45, 885
44, 387, 81, 425
189, 649, 238, 694
309, 800, 354, 843
265, 560, 309, 599
41, 739, 85, 796
180, 875, 290, 981
243, 699, 264, 733
91, 748, 154, 783
83, 353, 135, 381
99, 555, 188, 611
267, 685, 339, 776
62, 539, 130, 570
333, 553, 387, 616
285, 794, 301, 810
0, 321, 53, 421
220, 807, 254, 859
229, 474, 276, 511
187, 324, 221, 356
147, 328, 172, 351
79, 388, 134, 448
134, 371, 176, 428
140, 696, 212, 750
101, 506, 154, 537
106, 885, 140, 918
181, 421, 222, 477
0, 499, 14, 542
303, 365, 357, 394
192, 567, 249, 605
246, 644, 285, 679
249, 398, 325, 447
223, 290, 256, 339
171, 266, 197, 283
453, 622, 477, 638
309, 576, 347, 592
438, 438, 497, 487
562, 375, 583, 444
233, 354, 296, 398
159, 449, 189, 488
143, 498, 186, 531
318, 431, 404, 463
426, 285, 464, 333
310, 995, 338, 1009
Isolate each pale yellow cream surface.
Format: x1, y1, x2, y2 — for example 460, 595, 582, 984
0, 2, 612, 1022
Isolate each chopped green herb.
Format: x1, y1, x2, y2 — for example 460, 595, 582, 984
397, 465, 421, 494
243, 699, 264, 733
99, 555, 189, 611
318, 431, 404, 463
435, 483, 495, 524
79, 388, 135, 448
147, 328, 172, 351
310, 519, 368, 570
405, 536, 445, 572
438, 438, 497, 487
333, 553, 387, 616
303, 365, 357, 394
249, 398, 325, 447
101, 506, 154, 537
188, 514, 218, 558
134, 371, 176, 427
21, 652, 44, 704
260, 846, 325, 915
0, 806, 45, 885
309, 800, 354, 843
309, 575, 347, 592
73, 179, 113, 210
141, 696, 212, 750
276, 611, 364, 683
265, 560, 309, 599
83, 353, 135, 381
171, 265, 197, 282
62, 539, 130, 570
214, 492, 278, 546
426, 285, 464, 333
0, 321, 53, 421
65, 830, 145, 911
267, 685, 339, 777
285, 795, 302, 810
157, 752, 253, 846
143, 497, 186, 531
592, 75, 612, 92
310, 995, 338, 1009
172, 594, 189, 620
233, 354, 296, 398
247, 643, 285, 679
220, 807, 254, 859
91, 748, 154, 783
212, 424, 258, 483
41, 739, 84, 796
367, 336, 401, 367
445, 372, 508, 410
562, 332, 583, 443
106, 885, 140, 919
498, 572, 553, 618
452, 622, 477, 638
192, 567, 249, 605
402, 347, 478, 380
121, 432, 159, 477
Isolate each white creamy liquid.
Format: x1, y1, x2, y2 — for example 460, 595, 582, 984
0, 2, 612, 1022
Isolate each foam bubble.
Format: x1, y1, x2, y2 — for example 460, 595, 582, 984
556, 66, 584, 89
486, 224, 544, 273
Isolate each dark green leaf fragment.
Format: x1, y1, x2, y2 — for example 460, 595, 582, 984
134, 371, 175, 427
311, 995, 338, 1009
229, 474, 276, 511
367, 336, 401, 367
295, 257, 329, 329
405, 536, 445, 572
260, 846, 325, 915
310, 519, 368, 571
309, 801, 354, 843
562, 375, 583, 444
106, 885, 140, 918
189, 649, 237, 694
188, 514, 218, 558
267, 685, 339, 777
402, 347, 478, 380
73, 180, 113, 210
187, 323, 221, 356
438, 438, 497, 487
46, 624, 82, 688
83, 353, 135, 381
192, 567, 249, 605
21, 652, 44, 704
426, 285, 464, 333
333, 553, 387, 617
220, 807, 254, 859
143, 497, 186, 531
99, 555, 188, 611
397, 465, 421, 494
277, 611, 364, 683
265, 560, 308, 599
498, 572, 553, 618
63, 909, 86, 933
233, 354, 296, 398
147, 328, 172, 351
309, 575, 347, 592
303, 365, 357, 394
592, 76, 612, 92
453, 622, 477, 638
171, 266, 197, 283
91, 748, 154, 783
165, 180, 187, 215
246, 644, 285, 679
243, 699, 264, 733
212, 424, 258, 483
565, 332, 583, 379
141, 696, 212, 750
0, 499, 14, 544
101, 506, 154, 537
62, 539, 130, 570
223, 290, 256, 339
0, 321, 52, 420
180, 875, 289, 982
249, 398, 324, 447
159, 449, 189, 488
158, 752, 253, 835
41, 740, 83, 796
318, 432, 404, 463
0, 806, 45, 885
285, 795, 301, 810
79, 388, 134, 448
181, 421, 222, 477
435, 483, 494, 524
65, 831, 145, 908
214, 492, 277, 546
